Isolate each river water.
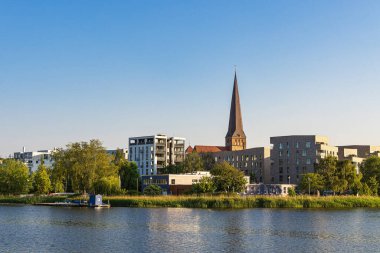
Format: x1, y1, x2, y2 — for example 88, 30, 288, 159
0, 205, 379, 252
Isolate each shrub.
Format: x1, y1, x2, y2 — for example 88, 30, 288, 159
143, 185, 162, 196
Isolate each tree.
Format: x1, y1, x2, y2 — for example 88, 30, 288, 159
299, 173, 324, 195
367, 176, 379, 196
51, 140, 118, 193
159, 164, 184, 174
201, 153, 216, 171
0, 159, 31, 195
315, 156, 338, 192
361, 156, 380, 195
93, 176, 121, 195
33, 162, 51, 194
119, 161, 139, 191
192, 176, 216, 195
210, 162, 247, 193
336, 160, 362, 194
183, 152, 204, 173
143, 185, 162, 196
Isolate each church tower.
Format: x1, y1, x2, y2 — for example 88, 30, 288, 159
225, 71, 246, 151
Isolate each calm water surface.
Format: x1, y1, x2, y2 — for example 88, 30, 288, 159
0, 205, 379, 252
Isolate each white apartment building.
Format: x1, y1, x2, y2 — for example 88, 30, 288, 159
13, 147, 55, 172
129, 134, 185, 176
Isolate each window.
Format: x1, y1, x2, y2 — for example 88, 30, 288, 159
302, 150, 307, 157
279, 143, 283, 150
306, 142, 311, 148
279, 175, 283, 182
279, 151, 282, 157
306, 159, 311, 165
279, 167, 283, 174
171, 179, 175, 185
296, 142, 299, 148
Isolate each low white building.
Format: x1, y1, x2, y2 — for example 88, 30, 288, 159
129, 134, 186, 176
13, 147, 55, 172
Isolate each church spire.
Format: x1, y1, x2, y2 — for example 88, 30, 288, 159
225, 71, 246, 151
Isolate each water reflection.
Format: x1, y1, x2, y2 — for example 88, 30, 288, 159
0, 206, 379, 252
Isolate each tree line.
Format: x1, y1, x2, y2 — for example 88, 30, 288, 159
299, 156, 380, 196
0, 140, 139, 195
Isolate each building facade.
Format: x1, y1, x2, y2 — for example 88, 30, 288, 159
141, 171, 211, 195
129, 134, 185, 176
106, 148, 129, 160
211, 147, 271, 184
13, 148, 55, 172
270, 135, 338, 184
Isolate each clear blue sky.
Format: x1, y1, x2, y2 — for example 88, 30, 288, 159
1, 0, 380, 157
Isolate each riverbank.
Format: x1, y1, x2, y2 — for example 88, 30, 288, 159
104, 195, 380, 208
2, 195, 380, 208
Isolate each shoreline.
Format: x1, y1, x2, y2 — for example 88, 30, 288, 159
1, 195, 380, 209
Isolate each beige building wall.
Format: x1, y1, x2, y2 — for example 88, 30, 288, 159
270, 135, 338, 185
210, 147, 271, 184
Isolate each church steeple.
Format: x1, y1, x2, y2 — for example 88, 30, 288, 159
225, 71, 246, 151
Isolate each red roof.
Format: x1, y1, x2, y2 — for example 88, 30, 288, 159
193, 145, 228, 153
185, 146, 194, 154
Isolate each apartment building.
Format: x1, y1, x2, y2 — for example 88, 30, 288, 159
211, 147, 271, 184
106, 148, 128, 160
128, 134, 185, 176
13, 147, 55, 172
270, 135, 338, 184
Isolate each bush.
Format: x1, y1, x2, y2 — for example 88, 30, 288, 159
143, 185, 162, 196
288, 187, 296, 197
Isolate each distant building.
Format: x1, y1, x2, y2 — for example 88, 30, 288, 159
187, 71, 247, 153
141, 171, 210, 195
129, 134, 185, 176
211, 147, 271, 184
142, 172, 250, 195
107, 148, 128, 160
270, 135, 338, 184
13, 147, 55, 172
246, 184, 296, 196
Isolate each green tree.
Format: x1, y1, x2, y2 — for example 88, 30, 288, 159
51, 140, 118, 193
288, 187, 296, 197
201, 153, 216, 171
93, 176, 121, 195
361, 156, 380, 195
336, 160, 362, 194
0, 159, 31, 194
183, 152, 204, 173
192, 176, 216, 195
33, 162, 51, 194
367, 176, 379, 196
299, 173, 324, 195
159, 164, 184, 174
315, 156, 338, 192
119, 161, 139, 191
210, 161, 247, 193
143, 185, 162, 196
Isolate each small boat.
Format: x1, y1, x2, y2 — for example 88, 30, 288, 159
88, 194, 111, 208
36, 194, 110, 208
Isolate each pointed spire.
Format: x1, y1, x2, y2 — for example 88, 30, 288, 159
225, 70, 246, 150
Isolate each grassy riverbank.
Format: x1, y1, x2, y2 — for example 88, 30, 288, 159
1, 195, 380, 208
104, 195, 380, 208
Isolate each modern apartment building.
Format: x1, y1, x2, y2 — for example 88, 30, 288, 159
13, 147, 55, 172
106, 148, 129, 160
211, 147, 271, 184
270, 135, 338, 184
129, 134, 185, 176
